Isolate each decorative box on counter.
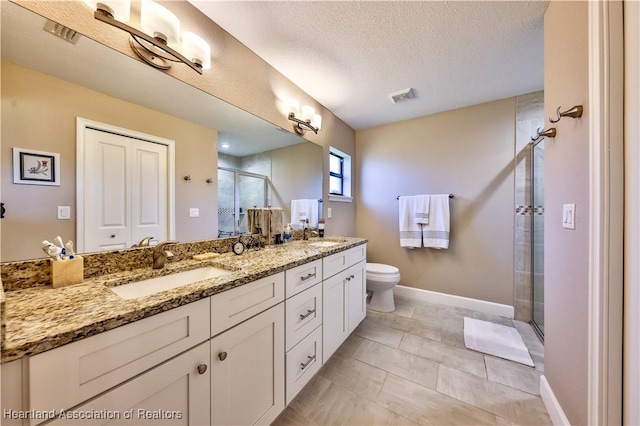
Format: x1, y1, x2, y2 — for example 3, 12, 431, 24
50, 256, 84, 288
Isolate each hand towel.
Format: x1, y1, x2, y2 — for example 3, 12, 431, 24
270, 208, 284, 236
414, 195, 431, 224
422, 194, 450, 249
291, 199, 319, 229
247, 208, 261, 234
399, 196, 422, 248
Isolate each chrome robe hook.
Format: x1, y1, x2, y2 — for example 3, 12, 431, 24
549, 105, 584, 123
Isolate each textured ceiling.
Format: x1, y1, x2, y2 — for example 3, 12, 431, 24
190, 1, 548, 130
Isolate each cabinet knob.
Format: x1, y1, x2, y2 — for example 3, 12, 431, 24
110, 234, 116, 238
197, 364, 208, 374
218, 352, 228, 361
350, 274, 355, 279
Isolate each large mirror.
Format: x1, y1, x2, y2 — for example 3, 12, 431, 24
1, 2, 323, 262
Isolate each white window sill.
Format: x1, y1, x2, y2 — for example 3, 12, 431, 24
329, 195, 353, 203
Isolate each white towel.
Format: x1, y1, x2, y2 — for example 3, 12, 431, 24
414, 195, 431, 224
399, 196, 422, 248
291, 199, 319, 229
422, 194, 450, 249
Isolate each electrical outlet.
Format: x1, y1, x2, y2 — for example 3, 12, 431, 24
189, 208, 200, 218
562, 204, 575, 229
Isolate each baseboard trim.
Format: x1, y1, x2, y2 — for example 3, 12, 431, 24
540, 375, 571, 425
394, 285, 514, 318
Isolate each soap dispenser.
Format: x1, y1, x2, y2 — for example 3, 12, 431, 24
284, 224, 291, 243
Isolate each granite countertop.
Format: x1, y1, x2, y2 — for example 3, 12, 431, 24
1, 237, 366, 363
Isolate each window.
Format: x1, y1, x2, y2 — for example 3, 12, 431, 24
329, 151, 344, 195
329, 147, 352, 202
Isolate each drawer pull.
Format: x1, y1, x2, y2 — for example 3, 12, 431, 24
299, 309, 316, 320
218, 352, 228, 361
197, 364, 208, 374
300, 355, 316, 370
300, 272, 316, 282
350, 274, 355, 279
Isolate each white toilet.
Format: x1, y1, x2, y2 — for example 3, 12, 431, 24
366, 263, 401, 312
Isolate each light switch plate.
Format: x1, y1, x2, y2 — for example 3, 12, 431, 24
189, 208, 199, 218
57, 206, 71, 220
563, 204, 576, 229
327, 208, 332, 219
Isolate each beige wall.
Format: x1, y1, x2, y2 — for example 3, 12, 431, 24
1, 62, 218, 261
355, 98, 515, 306
12, 0, 356, 238
543, 2, 589, 424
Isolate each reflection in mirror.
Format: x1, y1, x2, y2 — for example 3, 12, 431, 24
1, 2, 322, 262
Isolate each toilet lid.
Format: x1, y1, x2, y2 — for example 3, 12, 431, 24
366, 263, 399, 275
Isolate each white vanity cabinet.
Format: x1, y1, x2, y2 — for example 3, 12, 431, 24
27, 298, 210, 425
284, 262, 323, 404
49, 341, 210, 425
209, 272, 286, 426
322, 244, 367, 362
210, 303, 285, 426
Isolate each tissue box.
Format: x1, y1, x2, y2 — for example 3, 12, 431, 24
50, 256, 84, 288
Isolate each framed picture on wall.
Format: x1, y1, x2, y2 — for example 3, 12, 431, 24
12, 147, 60, 186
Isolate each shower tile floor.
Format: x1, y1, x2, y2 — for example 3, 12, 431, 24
273, 295, 550, 426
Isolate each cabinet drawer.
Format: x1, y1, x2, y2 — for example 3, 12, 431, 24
285, 259, 322, 298
211, 272, 285, 336
285, 325, 323, 405
285, 283, 322, 351
348, 243, 367, 266
323, 250, 349, 279
28, 298, 210, 421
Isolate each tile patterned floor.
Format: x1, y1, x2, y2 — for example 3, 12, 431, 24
274, 295, 551, 426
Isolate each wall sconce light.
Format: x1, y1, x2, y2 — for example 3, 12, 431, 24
84, 0, 211, 74
286, 99, 322, 135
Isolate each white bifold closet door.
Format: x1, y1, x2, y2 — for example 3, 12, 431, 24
83, 128, 168, 252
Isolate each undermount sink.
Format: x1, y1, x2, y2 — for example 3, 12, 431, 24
108, 266, 233, 299
308, 240, 343, 248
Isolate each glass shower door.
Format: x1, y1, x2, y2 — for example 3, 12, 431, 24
217, 167, 268, 236
531, 140, 545, 338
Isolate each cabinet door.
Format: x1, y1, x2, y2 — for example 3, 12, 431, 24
210, 303, 285, 426
49, 342, 210, 425
348, 260, 367, 333
322, 270, 349, 363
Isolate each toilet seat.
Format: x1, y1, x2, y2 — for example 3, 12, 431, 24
366, 263, 400, 281
366, 263, 399, 275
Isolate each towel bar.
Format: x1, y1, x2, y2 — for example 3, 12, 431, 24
396, 194, 453, 200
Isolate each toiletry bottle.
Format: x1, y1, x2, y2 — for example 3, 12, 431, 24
318, 219, 325, 237
284, 224, 291, 243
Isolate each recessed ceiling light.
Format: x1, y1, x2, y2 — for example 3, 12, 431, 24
221, 143, 230, 149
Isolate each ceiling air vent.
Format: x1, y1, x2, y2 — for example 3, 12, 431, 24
43, 20, 82, 45
389, 88, 415, 104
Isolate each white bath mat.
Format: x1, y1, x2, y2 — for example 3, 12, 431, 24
463, 317, 535, 367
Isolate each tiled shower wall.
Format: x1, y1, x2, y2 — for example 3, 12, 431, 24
514, 91, 544, 321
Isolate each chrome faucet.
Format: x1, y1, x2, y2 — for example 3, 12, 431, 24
152, 240, 177, 269
132, 236, 154, 247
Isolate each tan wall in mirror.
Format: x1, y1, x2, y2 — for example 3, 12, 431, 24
543, 2, 590, 424
13, 0, 357, 239
271, 142, 323, 226
355, 98, 515, 305
1, 62, 218, 261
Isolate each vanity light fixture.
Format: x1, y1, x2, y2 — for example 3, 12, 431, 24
286, 99, 322, 135
84, 0, 211, 74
